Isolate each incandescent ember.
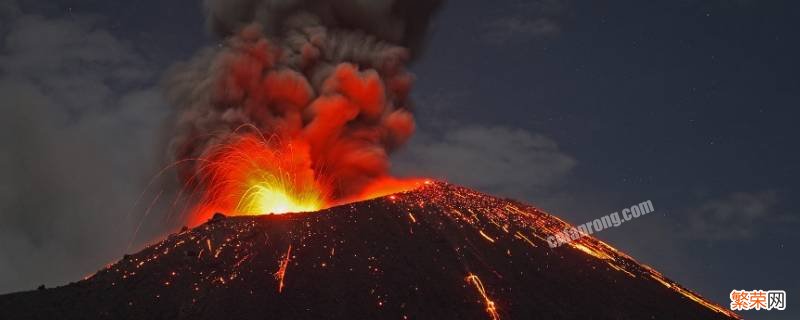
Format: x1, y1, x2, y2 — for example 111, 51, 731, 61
0, 182, 740, 319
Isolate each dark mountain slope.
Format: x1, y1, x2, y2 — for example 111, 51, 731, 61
0, 182, 739, 319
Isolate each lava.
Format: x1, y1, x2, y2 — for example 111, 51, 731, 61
186, 134, 326, 224
169, 25, 426, 228
466, 273, 500, 320
275, 245, 292, 293
1, 182, 741, 319
186, 133, 425, 225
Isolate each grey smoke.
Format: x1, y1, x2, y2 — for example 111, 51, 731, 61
0, 0, 443, 293
165, 0, 443, 198
0, 1, 168, 293
202, 0, 442, 56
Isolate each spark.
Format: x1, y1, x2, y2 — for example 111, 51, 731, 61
478, 230, 496, 243
186, 134, 424, 225
236, 183, 323, 215
466, 273, 500, 320
188, 135, 327, 224
569, 242, 613, 260
101, 181, 738, 319
128, 189, 163, 251
607, 262, 636, 278
513, 231, 536, 247
275, 245, 292, 293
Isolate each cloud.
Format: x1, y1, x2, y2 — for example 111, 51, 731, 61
0, 3, 168, 293
481, 0, 567, 44
684, 191, 781, 241
394, 125, 576, 199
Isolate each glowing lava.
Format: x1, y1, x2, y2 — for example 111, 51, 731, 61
237, 184, 321, 215
186, 134, 325, 224
187, 133, 425, 225
12, 182, 740, 319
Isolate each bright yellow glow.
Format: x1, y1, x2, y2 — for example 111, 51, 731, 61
236, 181, 324, 215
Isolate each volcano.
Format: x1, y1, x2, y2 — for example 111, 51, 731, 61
0, 182, 739, 319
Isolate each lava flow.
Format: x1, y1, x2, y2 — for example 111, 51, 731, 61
0, 182, 741, 319
0, 1, 743, 318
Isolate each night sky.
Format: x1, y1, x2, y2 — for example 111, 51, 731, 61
1, 1, 797, 319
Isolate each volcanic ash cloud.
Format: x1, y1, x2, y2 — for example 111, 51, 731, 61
164, 0, 442, 219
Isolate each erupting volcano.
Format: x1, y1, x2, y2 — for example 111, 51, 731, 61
0, 182, 739, 319
184, 132, 426, 225
0, 1, 744, 319
165, 0, 442, 225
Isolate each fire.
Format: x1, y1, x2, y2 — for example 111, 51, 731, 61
336, 177, 430, 206
186, 134, 324, 224
165, 24, 432, 226
237, 185, 321, 215
187, 133, 425, 225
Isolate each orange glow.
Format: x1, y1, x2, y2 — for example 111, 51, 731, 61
466, 273, 500, 320
186, 134, 427, 225
165, 29, 430, 227
338, 177, 430, 205
275, 245, 292, 293
188, 134, 326, 224
513, 231, 536, 248
478, 230, 496, 243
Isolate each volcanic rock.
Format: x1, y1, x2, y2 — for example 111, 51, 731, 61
0, 182, 739, 319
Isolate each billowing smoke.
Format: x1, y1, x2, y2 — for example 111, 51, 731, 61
202, 0, 442, 56
165, 0, 442, 209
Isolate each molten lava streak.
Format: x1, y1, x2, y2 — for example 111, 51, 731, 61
187, 134, 426, 225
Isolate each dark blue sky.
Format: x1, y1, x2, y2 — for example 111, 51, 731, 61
413, 3, 799, 318
1, 0, 797, 318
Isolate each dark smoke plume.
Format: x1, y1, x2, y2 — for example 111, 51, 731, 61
202, 0, 441, 56
165, 0, 442, 201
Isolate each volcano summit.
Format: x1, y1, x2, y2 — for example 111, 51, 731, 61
0, 182, 739, 319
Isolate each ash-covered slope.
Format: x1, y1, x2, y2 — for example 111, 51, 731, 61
0, 182, 739, 319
